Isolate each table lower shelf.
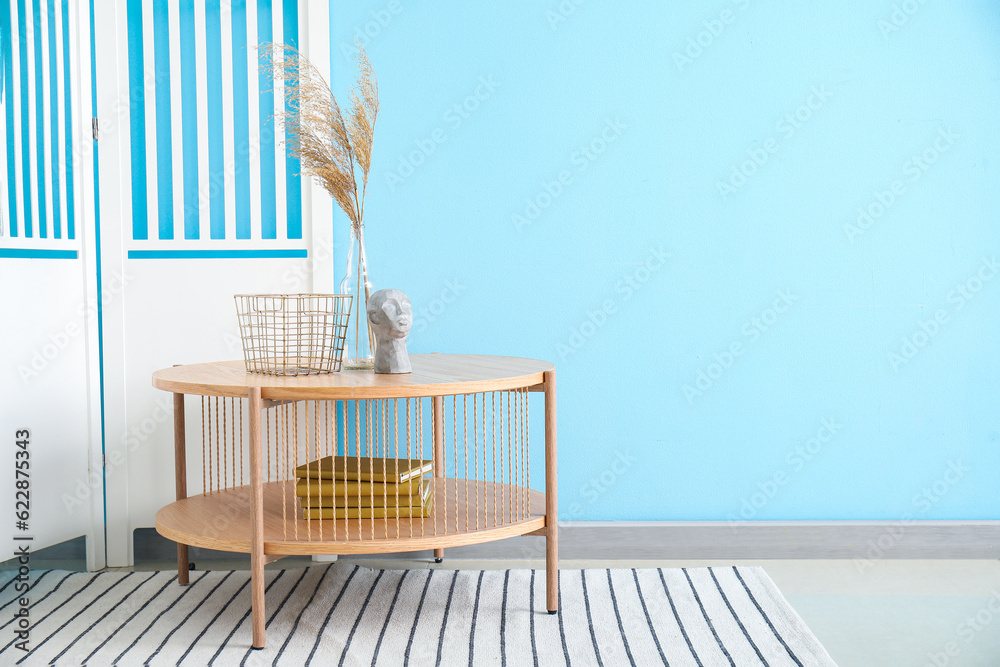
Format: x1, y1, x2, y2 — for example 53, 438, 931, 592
155, 478, 547, 556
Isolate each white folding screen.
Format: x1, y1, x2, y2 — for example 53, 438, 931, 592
93, 0, 331, 566
0, 0, 103, 569
0, 0, 332, 568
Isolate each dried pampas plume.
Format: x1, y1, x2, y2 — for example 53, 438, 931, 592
257, 41, 379, 241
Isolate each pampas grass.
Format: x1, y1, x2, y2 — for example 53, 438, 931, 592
258, 43, 381, 360
258, 41, 381, 359
257, 42, 379, 242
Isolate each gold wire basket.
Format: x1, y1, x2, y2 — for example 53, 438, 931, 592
234, 294, 353, 375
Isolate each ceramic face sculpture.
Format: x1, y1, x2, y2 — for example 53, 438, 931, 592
366, 288, 413, 374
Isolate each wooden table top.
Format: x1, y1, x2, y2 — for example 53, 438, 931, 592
152, 354, 553, 399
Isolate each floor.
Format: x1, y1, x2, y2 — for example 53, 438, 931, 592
100, 556, 1000, 666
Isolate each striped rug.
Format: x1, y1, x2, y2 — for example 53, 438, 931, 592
0, 565, 835, 666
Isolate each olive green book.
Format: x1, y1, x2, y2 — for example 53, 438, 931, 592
302, 492, 433, 520
294, 477, 421, 499
294, 455, 433, 484
298, 480, 431, 509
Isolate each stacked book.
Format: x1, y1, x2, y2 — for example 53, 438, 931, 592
293, 455, 434, 520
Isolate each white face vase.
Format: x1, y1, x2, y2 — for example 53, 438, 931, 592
367, 289, 413, 373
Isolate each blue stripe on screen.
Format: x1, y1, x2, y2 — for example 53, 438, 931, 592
62, 0, 73, 239
47, 0, 60, 238
0, 248, 77, 258
205, 0, 225, 239
152, 0, 173, 239
125, 0, 147, 240
128, 248, 308, 259
17, 0, 30, 237
257, 0, 276, 239
32, 0, 47, 238
283, 0, 301, 240
178, 0, 199, 239
231, 0, 251, 239
2, 3, 17, 236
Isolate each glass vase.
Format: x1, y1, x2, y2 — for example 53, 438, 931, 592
339, 229, 375, 370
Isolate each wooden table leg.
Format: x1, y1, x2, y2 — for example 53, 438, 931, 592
432, 395, 445, 563
544, 370, 559, 614
173, 390, 189, 585
248, 388, 266, 649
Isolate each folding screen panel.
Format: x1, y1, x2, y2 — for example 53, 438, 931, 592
0, 0, 103, 567
95, 0, 331, 566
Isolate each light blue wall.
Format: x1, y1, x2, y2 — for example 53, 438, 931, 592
331, 2, 1000, 521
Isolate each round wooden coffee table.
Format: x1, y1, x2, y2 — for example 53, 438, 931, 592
152, 354, 558, 649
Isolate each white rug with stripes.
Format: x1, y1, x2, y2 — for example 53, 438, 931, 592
0, 565, 835, 666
